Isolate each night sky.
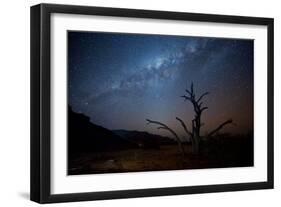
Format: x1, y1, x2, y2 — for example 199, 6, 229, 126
68, 31, 253, 137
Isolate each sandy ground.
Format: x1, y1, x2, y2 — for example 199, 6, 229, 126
68, 140, 253, 175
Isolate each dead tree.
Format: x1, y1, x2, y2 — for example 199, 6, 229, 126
180, 82, 233, 154
146, 82, 233, 157
146, 119, 185, 159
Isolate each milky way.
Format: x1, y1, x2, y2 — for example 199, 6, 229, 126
68, 31, 253, 137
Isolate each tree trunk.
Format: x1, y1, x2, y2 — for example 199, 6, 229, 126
192, 135, 200, 155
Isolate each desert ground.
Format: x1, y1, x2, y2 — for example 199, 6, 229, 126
68, 135, 253, 175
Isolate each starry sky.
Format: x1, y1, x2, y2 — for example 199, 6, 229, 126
68, 31, 253, 137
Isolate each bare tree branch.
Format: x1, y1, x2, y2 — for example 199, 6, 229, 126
197, 92, 209, 103
181, 95, 191, 102
146, 119, 178, 139
146, 119, 185, 157
185, 89, 192, 96
200, 107, 208, 113
176, 117, 192, 136
207, 119, 233, 137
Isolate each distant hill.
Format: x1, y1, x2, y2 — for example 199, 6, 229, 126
68, 106, 177, 156
68, 106, 137, 155
113, 129, 175, 149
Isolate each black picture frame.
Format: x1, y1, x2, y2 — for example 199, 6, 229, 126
30, 3, 274, 204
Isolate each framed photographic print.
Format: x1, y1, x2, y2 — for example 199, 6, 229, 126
30, 3, 274, 203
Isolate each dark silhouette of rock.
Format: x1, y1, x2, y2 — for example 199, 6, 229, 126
113, 129, 174, 149
68, 106, 137, 156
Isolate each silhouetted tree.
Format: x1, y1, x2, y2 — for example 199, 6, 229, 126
180, 82, 232, 154
146, 82, 233, 157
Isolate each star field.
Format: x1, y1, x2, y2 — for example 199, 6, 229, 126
68, 31, 253, 137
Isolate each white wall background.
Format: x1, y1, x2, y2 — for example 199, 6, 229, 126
0, 0, 279, 206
